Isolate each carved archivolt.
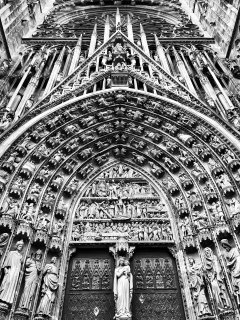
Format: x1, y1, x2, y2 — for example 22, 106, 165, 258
0, 89, 239, 319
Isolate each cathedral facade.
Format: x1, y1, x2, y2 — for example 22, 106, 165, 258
0, 0, 240, 319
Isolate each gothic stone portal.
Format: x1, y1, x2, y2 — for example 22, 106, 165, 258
62, 248, 185, 320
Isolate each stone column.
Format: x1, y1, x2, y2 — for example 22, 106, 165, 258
216, 57, 239, 95
62, 47, 73, 77
6, 52, 39, 113
9, 95, 21, 113
104, 15, 110, 43
188, 49, 223, 112
116, 7, 121, 29
139, 24, 156, 92
88, 24, 97, 57
172, 46, 197, 95
154, 34, 171, 74
200, 52, 235, 112
43, 46, 66, 96
179, 50, 200, 91
127, 14, 134, 43
15, 49, 50, 120
165, 49, 176, 76
68, 34, 82, 75
46, 49, 58, 74
127, 15, 137, 88
140, 23, 150, 56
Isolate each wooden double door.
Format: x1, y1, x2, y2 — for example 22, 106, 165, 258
62, 248, 185, 320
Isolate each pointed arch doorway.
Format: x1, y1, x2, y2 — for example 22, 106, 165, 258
62, 163, 186, 320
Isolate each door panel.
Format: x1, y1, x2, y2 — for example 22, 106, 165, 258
62, 249, 115, 320
63, 248, 185, 320
131, 249, 185, 320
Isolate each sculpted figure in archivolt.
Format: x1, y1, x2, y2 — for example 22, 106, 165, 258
114, 257, 133, 320
0, 240, 24, 304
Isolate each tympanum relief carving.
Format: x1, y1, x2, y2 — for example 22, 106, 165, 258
71, 164, 173, 243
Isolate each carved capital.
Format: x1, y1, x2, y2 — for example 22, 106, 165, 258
110, 237, 135, 262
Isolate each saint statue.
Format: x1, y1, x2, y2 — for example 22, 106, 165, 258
202, 247, 231, 311
0, 239, 24, 304
188, 258, 212, 317
18, 250, 42, 311
113, 257, 133, 320
36, 256, 59, 316
221, 239, 240, 306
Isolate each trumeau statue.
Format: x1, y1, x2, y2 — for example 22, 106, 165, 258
221, 239, 240, 306
114, 257, 133, 320
0, 240, 24, 305
36, 256, 59, 317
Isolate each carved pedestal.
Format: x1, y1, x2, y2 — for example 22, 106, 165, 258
0, 302, 8, 320
34, 316, 46, 320
115, 316, 132, 320
14, 309, 30, 320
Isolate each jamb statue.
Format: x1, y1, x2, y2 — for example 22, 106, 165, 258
0, 240, 24, 305
188, 258, 212, 317
202, 247, 231, 311
0, 233, 9, 258
221, 239, 240, 306
18, 250, 42, 311
36, 256, 59, 317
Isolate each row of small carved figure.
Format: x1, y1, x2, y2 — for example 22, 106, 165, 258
0, 106, 224, 166
5, 143, 236, 205
72, 221, 173, 241
177, 198, 240, 238
1, 115, 238, 197
83, 181, 157, 198
1, 201, 65, 237
75, 200, 168, 220
0, 238, 59, 318
98, 164, 141, 179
